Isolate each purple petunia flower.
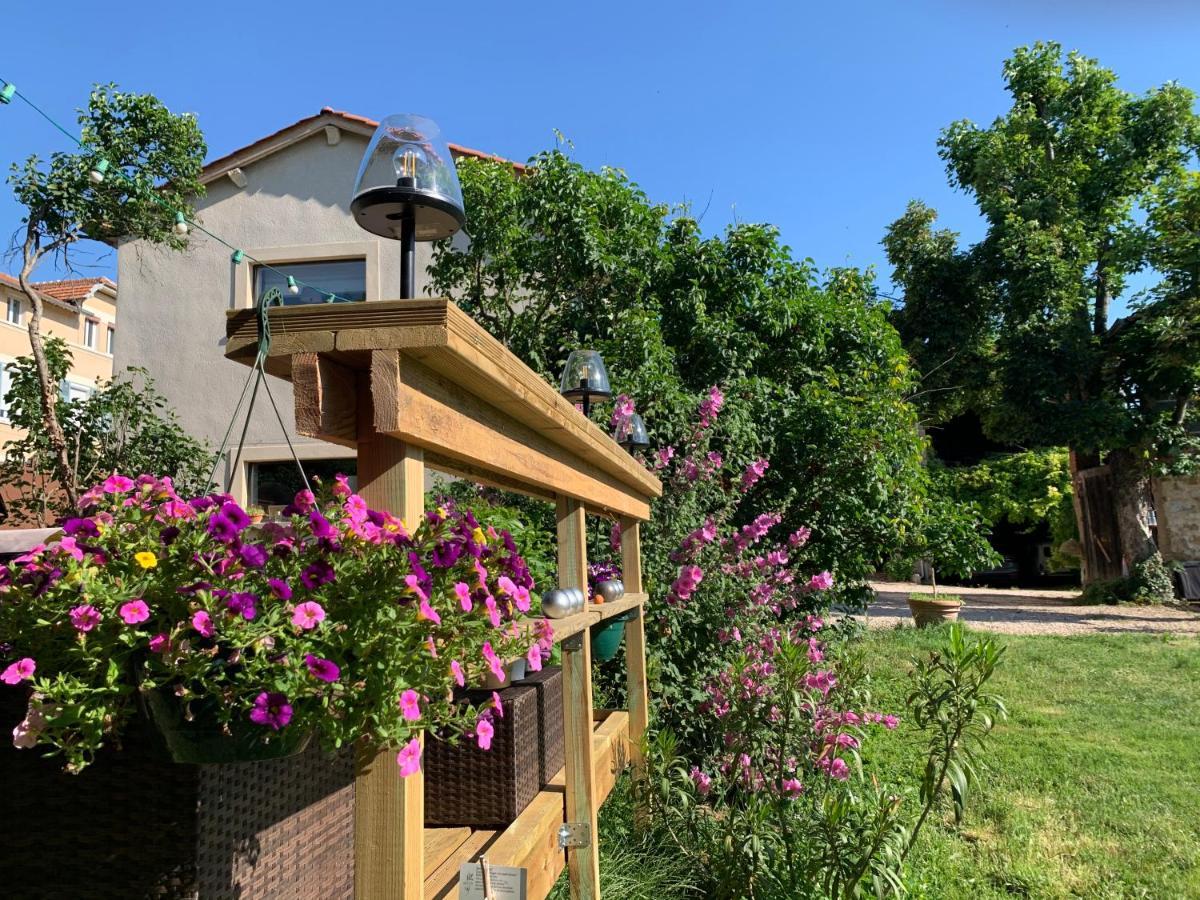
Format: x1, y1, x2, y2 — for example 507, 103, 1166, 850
308, 511, 338, 541
248, 692, 292, 730
431, 540, 464, 569
62, 517, 100, 539
207, 513, 239, 543
226, 592, 258, 621
300, 560, 335, 589
304, 654, 341, 682
239, 543, 268, 568
268, 578, 293, 601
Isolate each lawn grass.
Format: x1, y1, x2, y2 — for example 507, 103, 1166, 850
859, 625, 1200, 899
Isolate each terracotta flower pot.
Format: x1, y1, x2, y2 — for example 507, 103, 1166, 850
906, 595, 963, 628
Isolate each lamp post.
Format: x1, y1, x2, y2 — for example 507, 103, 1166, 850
351, 114, 466, 299
559, 350, 612, 417
614, 412, 650, 452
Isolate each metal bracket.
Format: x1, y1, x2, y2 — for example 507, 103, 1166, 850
561, 633, 584, 651
557, 822, 591, 849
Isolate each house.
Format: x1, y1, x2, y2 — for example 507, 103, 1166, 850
114, 109, 519, 507
0, 273, 117, 445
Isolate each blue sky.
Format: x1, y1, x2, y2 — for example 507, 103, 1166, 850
3, 0, 1199, 316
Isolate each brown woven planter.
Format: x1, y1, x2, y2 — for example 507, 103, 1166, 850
0, 692, 355, 900
425, 666, 564, 827
907, 595, 963, 628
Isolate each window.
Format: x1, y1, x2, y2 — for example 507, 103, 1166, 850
6, 298, 20, 326
106, 326, 115, 355
253, 259, 366, 307
84, 319, 98, 349
0, 359, 11, 422
59, 380, 92, 405
249, 459, 357, 509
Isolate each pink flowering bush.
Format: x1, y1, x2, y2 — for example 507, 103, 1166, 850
0, 474, 551, 773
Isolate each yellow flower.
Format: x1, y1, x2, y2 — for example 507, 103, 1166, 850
135, 551, 158, 569
472, 527, 487, 546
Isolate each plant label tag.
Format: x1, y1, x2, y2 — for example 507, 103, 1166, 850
458, 862, 527, 899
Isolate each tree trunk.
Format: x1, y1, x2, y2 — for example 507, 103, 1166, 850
18, 234, 79, 514
1107, 448, 1158, 575
1068, 448, 1099, 584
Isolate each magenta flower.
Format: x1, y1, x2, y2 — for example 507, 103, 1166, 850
55, 536, 85, 562
226, 592, 258, 621
268, 578, 293, 601
526, 643, 543, 672
484, 596, 502, 629
475, 717, 495, 750
491, 691, 505, 718
417, 600, 441, 625
292, 601, 326, 630
451, 660, 465, 687
740, 458, 769, 492
149, 633, 171, 653
689, 766, 713, 795
698, 385, 725, 428
404, 573, 428, 603
399, 689, 422, 722
239, 543, 268, 568
308, 510, 337, 540
482, 642, 506, 683
1, 658, 35, 685
119, 599, 151, 625
396, 737, 422, 777
808, 571, 834, 591
304, 654, 341, 682
882, 715, 899, 730
102, 474, 136, 494
454, 582, 473, 612
300, 560, 335, 589
781, 777, 804, 797
70, 604, 102, 632
191, 609, 215, 638
248, 692, 293, 730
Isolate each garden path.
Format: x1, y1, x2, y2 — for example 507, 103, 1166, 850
862, 581, 1200, 636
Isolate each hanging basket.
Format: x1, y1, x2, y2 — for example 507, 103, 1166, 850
141, 688, 312, 765
590, 611, 637, 663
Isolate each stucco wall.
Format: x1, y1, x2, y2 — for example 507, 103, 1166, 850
115, 130, 446, 493
1154, 475, 1200, 562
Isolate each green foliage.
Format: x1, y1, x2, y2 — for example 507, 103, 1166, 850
1079, 554, 1177, 605
9, 84, 206, 254
905, 624, 1006, 842
886, 41, 1200, 465
0, 338, 214, 525
432, 149, 930, 592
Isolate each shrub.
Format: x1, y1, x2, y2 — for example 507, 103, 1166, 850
0, 474, 549, 773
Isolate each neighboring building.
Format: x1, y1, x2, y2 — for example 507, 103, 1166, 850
0, 274, 118, 445
115, 108, 517, 507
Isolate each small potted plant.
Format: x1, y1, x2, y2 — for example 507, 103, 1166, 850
244, 504, 267, 524
903, 499, 998, 628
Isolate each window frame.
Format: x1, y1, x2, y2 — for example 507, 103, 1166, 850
6, 297, 21, 326
106, 326, 115, 355
233, 241, 381, 310
83, 318, 99, 350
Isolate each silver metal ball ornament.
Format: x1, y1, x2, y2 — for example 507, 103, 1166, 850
540, 588, 574, 619
596, 580, 624, 603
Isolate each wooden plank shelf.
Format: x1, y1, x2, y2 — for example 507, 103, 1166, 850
424, 712, 630, 900
514, 594, 648, 648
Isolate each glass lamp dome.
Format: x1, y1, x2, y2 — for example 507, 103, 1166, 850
351, 114, 466, 242
614, 412, 650, 450
560, 350, 612, 402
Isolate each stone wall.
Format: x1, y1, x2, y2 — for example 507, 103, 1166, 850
1154, 475, 1200, 562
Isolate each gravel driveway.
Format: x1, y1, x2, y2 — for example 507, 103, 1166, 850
861, 581, 1200, 637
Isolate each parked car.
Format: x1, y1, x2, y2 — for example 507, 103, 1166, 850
969, 555, 1019, 588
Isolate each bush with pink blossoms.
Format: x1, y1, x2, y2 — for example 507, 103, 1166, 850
0, 474, 547, 773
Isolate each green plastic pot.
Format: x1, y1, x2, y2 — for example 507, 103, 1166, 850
590, 610, 637, 663
141, 688, 311, 764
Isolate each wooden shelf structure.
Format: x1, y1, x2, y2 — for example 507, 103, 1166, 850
225, 299, 662, 900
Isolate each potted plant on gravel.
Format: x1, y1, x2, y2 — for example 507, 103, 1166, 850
0, 473, 552, 773
904, 500, 999, 628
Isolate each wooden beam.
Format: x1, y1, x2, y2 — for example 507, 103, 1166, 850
371, 350, 650, 520
619, 519, 649, 771
557, 496, 601, 900
292, 352, 359, 448
354, 381, 426, 900
226, 167, 248, 188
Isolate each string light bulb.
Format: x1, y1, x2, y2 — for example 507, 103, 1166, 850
286, 276, 300, 295
230, 249, 244, 264
0, 82, 15, 104
173, 212, 189, 236
88, 158, 109, 185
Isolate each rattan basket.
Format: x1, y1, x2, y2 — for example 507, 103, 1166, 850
0, 692, 355, 899
425, 666, 564, 827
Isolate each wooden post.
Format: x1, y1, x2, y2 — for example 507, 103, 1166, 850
619, 518, 649, 771
557, 496, 601, 900
354, 371, 426, 900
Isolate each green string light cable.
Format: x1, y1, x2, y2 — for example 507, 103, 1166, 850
0, 76, 349, 303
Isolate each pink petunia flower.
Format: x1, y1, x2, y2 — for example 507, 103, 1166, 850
70, 604, 102, 632
475, 717, 495, 750
399, 689, 422, 722
396, 737, 422, 777
417, 600, 442, 625
102, 473, 136, 494
526, 643, 543, 672
451, 660, 465, 687
191, 610, 215, 638
1, 658, 35, 685
491, 691, 504, 718
454, 582, 473, 612
291, 601, 326, 630
119, 599, 150, 625
248, 692, 292, 730
148, 632, 171, 653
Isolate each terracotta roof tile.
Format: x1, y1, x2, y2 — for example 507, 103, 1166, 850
30, 277, 116, 301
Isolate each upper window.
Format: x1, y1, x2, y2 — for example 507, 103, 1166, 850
253, 259, 367, 307
59, 380, 91, 405
6, 298, 21, 326
84, 319, 98, 349
106, 326, 115, 355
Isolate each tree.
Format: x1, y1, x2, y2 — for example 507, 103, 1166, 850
885, 43, 1200, 581
8, 85, 206, 508
0, 338, 214, 526
430, 148, 932, 600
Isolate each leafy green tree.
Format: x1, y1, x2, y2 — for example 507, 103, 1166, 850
431, 149, 931, 597
0, 338, 214, 525
8, 85, 206, 507
885, 43, 1200, 580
